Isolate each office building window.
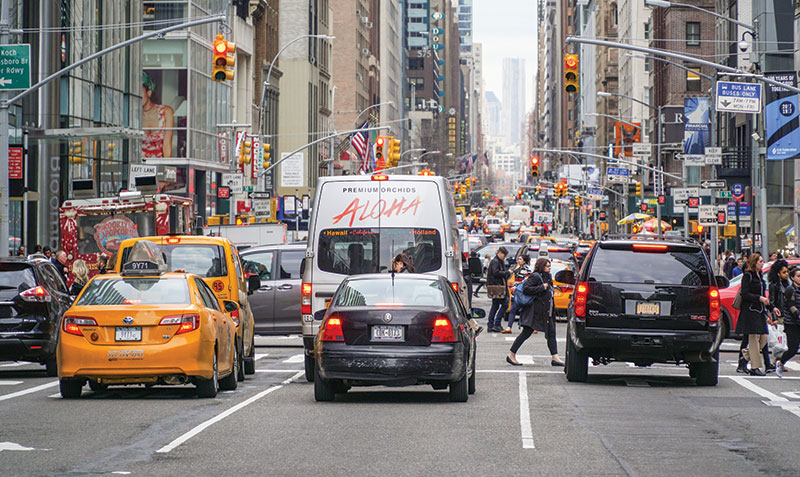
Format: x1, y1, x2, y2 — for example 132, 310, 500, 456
686, 22, 700, 46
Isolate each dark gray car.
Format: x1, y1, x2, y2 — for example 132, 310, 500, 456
241, 243, 306, 335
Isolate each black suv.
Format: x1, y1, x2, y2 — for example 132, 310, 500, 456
561, 237, 728, 386
0, 257, 73, 375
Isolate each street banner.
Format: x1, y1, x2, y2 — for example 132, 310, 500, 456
683, 97, 709, 157
613, 121, 641, 157
765, 72, 800, 160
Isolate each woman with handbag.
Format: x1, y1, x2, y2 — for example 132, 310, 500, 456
736, 253, 778, 376
502, 254, 531, 334
486, 248, 511, 333
506, 258, 564, 366
775, 266, 800, 377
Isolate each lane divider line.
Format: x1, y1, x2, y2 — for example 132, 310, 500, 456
156, 370, 304, 454
727, 376, 800, 419
0, 381, 58, 402
518, 372, 535, 449
0, 380, 23, 386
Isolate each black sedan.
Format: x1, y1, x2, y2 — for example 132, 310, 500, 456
313, 274, 478, 402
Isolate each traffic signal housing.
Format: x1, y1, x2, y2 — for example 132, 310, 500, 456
635, 181, 642, 195
375, 136, 385, 169
564, 54, 579, 94
212, 34, 236, 82
238, 136, 252, 164
530, 156, 540, 177
388, 137, 401, 167
262, 143, 271, 168
69, 141, 84, 164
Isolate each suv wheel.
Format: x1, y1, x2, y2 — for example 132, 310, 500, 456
693, 351, 719, 386
565, 334, 588, 383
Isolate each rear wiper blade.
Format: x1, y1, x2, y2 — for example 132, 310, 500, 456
0, 285, 19, 290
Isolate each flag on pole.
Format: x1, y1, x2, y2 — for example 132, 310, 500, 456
350, 121, 369, 160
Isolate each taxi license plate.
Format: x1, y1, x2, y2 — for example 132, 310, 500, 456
371, 325, 404, 342
635, 302, 660, 316
115, 327, 142, 342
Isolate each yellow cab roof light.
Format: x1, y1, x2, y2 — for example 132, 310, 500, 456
121, 241, 168, 276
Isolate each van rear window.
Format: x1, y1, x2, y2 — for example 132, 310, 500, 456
588, 248, 710, 286
317, 228, 442, 275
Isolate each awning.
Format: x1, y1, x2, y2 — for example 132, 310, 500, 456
25, 127, 145, 141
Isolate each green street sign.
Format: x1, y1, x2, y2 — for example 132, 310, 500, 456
0, 44, 31, 90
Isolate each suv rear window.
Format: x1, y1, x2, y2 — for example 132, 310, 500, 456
0, 263, 35, 290
588, 247, 710, 286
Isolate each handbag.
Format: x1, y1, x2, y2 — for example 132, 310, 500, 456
514, 281, 535, 308
732, 288, 742, 310
487, 285, 507, 299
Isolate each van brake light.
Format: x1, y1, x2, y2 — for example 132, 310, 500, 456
371, 174, 389, 181
63, 316, 97, 336
632, 244, 668, 252
321, 316, 344, 341
301, 283, 312, 314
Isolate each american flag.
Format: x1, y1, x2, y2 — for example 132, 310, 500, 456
350, 121, 369, 160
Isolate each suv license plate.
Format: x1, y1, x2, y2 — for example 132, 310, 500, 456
635, 302, 660, 316
115, 327, 142, 342
371, 325, 404, 342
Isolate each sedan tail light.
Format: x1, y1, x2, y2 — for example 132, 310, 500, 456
63, 316, 97, 336
709, 287, 720, 322
431, 317, 456, 343
301, 283, 312, 314
320, 316, 344, 342
574, 282, 589, 319
20, 286, 51, 303
160, 314, 200, 334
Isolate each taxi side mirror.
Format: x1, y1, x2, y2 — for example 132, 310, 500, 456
314, 309, 327, 321
247, 275, 260, 295
554, 269, 576, 285
224, 300, 239, 313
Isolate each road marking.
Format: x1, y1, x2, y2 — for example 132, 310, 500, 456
783, 361, 800, 372
254, 353, 269, 361
282, 354, 304, 364
478, 369, 564, 374
518, 372, 535, 449
255, 369, 303, 373
516, 355, 535, 365
0, 442, 35, 452
48, 393, 61, 398
0, 381, 58, 402
0, 362, 29, 368
0, 380, 23, 386
156, 371, 304, 454
727, 376, 800, 419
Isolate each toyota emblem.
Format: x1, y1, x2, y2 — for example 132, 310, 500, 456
382, 313, 392, 323
123, 316, 134, 325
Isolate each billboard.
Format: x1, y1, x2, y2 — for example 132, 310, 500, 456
142, 69, 187, 158
765, 72, 800, 160
683, 97, 709, 155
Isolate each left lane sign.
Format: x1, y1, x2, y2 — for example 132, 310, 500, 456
0, 44, 30, 90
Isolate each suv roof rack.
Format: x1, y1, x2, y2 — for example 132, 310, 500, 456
602, 233, 697, 244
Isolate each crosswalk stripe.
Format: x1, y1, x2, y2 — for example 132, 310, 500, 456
282, 354, 304, 364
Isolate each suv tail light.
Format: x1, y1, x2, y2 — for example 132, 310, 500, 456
320, 316, 344, 342
20, 286, 51, 303
63, 316, 97, 336
301, 283, 312, 314
450, 282, 459, 294
709, 287, 720, 322
632, 244, 668, 252
431, 317, 456, 342
160, 314, 200, 334
574, 282, 589, 319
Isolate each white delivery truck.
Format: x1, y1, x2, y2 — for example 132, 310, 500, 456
202, 223, 288, 248
300, 174, 467, 381
508, 205, 531, 225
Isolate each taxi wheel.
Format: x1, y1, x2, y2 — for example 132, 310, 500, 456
236, 339, 246, 382
243, 337, 256, 375
219, 343, 238, 391
196, 350, 219, 398
59, 378, 83, 399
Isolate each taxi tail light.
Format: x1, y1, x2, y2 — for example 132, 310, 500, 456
431, 317, 456, 343
161, 314, 200, 334
320, 316, 344, 342
20, 286, 51, 303
450, 282, 459, 294
301, 283, 312, 314
709, 287, 720, 322
574, 282, 589, 319
230, 308, 240, 327
63, 316, 97, 336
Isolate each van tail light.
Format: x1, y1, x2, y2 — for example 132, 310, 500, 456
301, 283, 312, 314
320, 316, 344, 342
63, 316, 97, 336
709, 287, 720, 322
450, 282, 459, 294
431, 317, 456, 343
574, 282, 589, 319
20, 286, 51, 303
160, 314, 200, 334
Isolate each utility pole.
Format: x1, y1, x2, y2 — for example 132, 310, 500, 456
327, 86, 336, 177
0, 0, 9, 256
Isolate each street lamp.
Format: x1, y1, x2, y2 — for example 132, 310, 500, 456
400, 148, 426, 163
353, 101, 394, 127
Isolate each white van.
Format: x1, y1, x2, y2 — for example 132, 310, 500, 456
300, 174, 467, 381
508, 205, 531, 225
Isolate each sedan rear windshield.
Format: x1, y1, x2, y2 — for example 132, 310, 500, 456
76, 278, 191, 306
317, 228, 442, 275
588, 248, 710, 286
335, 279, 445, 307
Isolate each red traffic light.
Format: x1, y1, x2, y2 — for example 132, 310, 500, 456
376, 137, 385, 147
531, 156, 539, 166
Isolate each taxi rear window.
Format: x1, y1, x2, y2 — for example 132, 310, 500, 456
76, 278, 191, 305
121, 244, 227, 278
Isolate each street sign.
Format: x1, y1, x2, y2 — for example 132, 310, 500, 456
673, 187, 699, 205
8, 146, 22, 179
688, 197, 700, 208
606, 167, 630, 184
716, 190, 732, 199
705, 147, 722, 155
731, 183, 744, 201
217, 186, 230, 199
222, 173, 244, 194
632, 144, 651, 156
587, 188, 603, 201
0, 44, 31, 90
700, 180, 726, 189
716, 81, 762, 113
534, 211, 553, 223
728, 201, 751, 219
682, 154, 705, 165
251, 192, 271, 217
705, 155, 722, 165
698, 205, 718, 226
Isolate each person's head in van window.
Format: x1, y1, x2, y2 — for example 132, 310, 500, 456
392, 253, 416, 273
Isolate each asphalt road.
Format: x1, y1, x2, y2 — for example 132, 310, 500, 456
2, 295, 800, 476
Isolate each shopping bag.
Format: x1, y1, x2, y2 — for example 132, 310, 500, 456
768, 324, 788, 358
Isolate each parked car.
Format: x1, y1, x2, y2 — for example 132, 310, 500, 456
0, 257, 73, 376
313, 274, 478, 402
241, 242, 306, 335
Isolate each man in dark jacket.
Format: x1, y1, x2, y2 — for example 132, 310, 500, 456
486, 247, 510, 332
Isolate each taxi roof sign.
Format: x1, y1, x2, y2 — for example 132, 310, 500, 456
121, 241, 167, 276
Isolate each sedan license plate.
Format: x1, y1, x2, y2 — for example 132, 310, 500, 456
115, 327, 142, 342
371, 325, 404, 342
635, 302, 660, 316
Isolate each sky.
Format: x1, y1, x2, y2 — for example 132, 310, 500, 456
473, 0, 538, 113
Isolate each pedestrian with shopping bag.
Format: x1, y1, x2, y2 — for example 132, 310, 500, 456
736, 253, 777, 376
775, 266, 800, 377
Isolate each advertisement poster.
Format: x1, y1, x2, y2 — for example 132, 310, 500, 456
280, 152, 304, 188
683, 97, 709, 155
142, 69, 187, 158
765, 72, 800, 160
613, 121, 641, 157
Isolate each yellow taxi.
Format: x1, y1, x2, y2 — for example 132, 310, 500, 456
114, 235, 259, 380
57, 242, 239, 398
550, 259, 577, 317
526, 236, 557, 244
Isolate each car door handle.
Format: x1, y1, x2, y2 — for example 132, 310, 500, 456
259, 285, 273, 291
277, 284, 293, 291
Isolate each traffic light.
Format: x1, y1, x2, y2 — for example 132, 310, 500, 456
574, 196, 580, 207
107, 142, 116, 160
418, 169, 434, 176
262, 143, 271, 168
530, 156, 540, 177
564, 54, 579, 94
69, 141, 84, 164
212, 34, 236, 82
387, 137, 400, 167
536, 184, 542, 196
238, 136, 252, 164
375, 136, 385, 169
634, 181, 642, 195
